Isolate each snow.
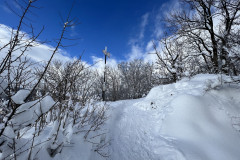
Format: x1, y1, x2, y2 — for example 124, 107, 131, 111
11, 95, 55, 129
52, 134, 93, 160
11, 89, 30, 104
162, 94, 240, 160
106, 74, 240, 160
3, 126, 15, 139
2, 74, 240, 160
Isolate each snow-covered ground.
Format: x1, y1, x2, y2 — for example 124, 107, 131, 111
106, 74, 240, 160
2, 74, 240, 160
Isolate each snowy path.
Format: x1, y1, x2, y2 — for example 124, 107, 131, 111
106, 75, 240, 160
106, 77, 206, 160
107, 98, 186, 160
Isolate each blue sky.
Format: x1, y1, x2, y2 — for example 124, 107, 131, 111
0, 0, 177, 63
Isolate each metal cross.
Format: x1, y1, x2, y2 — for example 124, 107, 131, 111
103, 46, 110, 58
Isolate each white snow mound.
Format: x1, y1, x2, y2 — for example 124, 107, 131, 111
11, 89, 30, 104
108, 74, 240, 160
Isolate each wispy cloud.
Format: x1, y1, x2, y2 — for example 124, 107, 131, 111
126, 0, 181, 63
153, 10, 164, 39
126, 11, 155, 62
127, 12, 150, 61
70, 25, 78, 37
139, 13, 149, 39
128, 12, 150, 46
128, 45, 144, 61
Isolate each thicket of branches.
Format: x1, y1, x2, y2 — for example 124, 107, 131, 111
154, 0, 240, 81
0, 1, 108, 159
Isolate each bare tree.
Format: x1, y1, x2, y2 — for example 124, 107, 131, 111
105, 66, 122, 101
153, 36, 186, 82
118, 59, 154, 99
0, 0, 108, 159
166, 0, 240, 75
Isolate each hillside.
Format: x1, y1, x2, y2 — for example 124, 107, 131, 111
1, 74, 240, 160
106, 74, 240, 160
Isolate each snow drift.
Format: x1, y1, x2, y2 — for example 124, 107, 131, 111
108, 74, 240, 160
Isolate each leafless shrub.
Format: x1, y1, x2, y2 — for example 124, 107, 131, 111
0, 0, 108, 159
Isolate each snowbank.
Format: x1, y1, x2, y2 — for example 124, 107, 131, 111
108, 74, 240, 160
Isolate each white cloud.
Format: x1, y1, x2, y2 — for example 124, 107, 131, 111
126, 12, 158, 62
146, 40, 154, 52
153, 0, 181, 39
0, 24, 73, 63
153, 14, 163, 39
126, 42, 158, 63
128, 12, 150, 46
126, 0, 180, 64
126, 12, 150, 62
143, 40, 156, 63
139, 13, 149, 39
162, 0, 181, 17
91, 56, 118, 73
127, 45, 144, 61
70, 25, 78, 37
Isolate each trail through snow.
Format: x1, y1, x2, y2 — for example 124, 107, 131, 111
106, 74, 240, 160
108, 99, 185, 160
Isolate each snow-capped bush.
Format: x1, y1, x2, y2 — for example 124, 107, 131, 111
0, 1, 109, 159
